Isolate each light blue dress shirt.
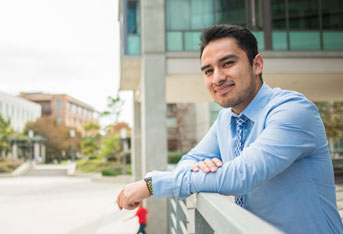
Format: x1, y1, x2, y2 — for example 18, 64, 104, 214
152, 83, 343, 234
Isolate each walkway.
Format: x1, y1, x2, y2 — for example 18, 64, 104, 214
0, 176, 138, 234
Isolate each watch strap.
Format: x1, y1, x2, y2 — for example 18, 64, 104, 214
144, 176, 153, 195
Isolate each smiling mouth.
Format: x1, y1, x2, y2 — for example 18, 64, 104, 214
215, 84, 234, 94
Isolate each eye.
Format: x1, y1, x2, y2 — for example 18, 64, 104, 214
223, 61, 234, 67
204, 69, 213, 76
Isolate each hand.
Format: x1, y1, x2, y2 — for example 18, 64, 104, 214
117, 180, 151, 210
190, 158, 222, 173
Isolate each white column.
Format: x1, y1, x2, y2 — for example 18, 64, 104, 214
12, 143, 18, 160
141, 0, 168, 233
34, 142, 40, 159
131, 96, 142, 181
41, 144, 46, 163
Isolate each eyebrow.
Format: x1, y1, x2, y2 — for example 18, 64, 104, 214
218, 54, 239, 62
200, 54, 239, 71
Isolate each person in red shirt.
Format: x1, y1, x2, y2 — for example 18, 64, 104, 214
135, 203, 148, 234
124, 202, 148, 234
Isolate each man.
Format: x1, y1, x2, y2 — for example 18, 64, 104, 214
117, 25, 343, 234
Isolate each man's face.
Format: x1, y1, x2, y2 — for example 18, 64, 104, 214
201, 37, 263, 114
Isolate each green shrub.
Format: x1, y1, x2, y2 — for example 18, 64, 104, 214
76, 159, 131, 176
101, 166, 131, 176
168, 152, 185, 164
0, 158, 22, 173
0, 165, 8, 173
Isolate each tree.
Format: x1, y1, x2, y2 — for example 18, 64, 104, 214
25, 117, 81, 162
315, 102, 343, 157
315, 102, 343, 141
99, 134, 122, 161
101, 95, 125, 123
82, 121, 100, 137
0, 115, 14, 154
81, 121, 101, 158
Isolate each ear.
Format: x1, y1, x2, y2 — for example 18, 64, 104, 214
253, 54, 263, 77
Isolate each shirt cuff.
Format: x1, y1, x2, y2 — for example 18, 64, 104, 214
151, 170, 174, 199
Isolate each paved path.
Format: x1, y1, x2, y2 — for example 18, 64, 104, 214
0, 177, 139, 234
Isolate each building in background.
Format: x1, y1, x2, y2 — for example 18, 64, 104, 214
119, 1, 343, 233
20, 92, 95, 134
0, 91, 41, 132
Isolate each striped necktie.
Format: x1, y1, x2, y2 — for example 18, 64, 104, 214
234, 115, 248, 207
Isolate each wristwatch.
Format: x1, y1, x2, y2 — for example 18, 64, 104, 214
144, 172, 153, 195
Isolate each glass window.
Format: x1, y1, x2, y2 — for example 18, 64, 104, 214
166, 0, 251, 51
251, 31, 265, 51
272, 31, 288, 50
323, 31, 343, 50
322, 0, 343, 50
288, 0, 319, 29
216, 0, 246, 26
57, 99, 61, 111
167, 118, 177, 127
57, 114, 62, 124
184, 31, 202, 51
166, 0, 214, 51
167, 32, 183, 51
271, 0, 287, 29
166, 0, 213, 30
321, 0, 343, 29
127, 35, 140, 54
190, 0, 214, 29
126, 0, 140, 55
290, 31, 320, 50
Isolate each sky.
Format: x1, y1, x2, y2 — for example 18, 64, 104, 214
0, 0, 133, 126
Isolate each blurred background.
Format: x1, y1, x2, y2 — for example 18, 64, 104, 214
0, 0, 342, 234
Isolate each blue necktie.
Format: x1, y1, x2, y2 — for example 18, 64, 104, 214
234, 115, 248, 207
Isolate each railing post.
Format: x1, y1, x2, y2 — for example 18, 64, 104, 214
195, 209, 214, 234
169, 198, 177, 234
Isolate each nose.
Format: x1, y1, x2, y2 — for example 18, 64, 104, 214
212, 68, 226, 85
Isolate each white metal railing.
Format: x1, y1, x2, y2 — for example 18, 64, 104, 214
169, 193, 285, 234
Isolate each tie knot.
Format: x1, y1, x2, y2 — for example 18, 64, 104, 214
236, 115, 248, 128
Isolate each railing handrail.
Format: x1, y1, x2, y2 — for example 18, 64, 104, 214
196, 193, 285, 234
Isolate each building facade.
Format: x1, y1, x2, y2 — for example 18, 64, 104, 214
20, 93, 95, 134
119, 1, 343, 233
0, 91, 41, 132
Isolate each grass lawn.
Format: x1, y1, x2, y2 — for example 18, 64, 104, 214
76, 159, 131, 176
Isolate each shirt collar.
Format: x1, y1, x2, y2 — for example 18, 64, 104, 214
227, 83, 272, 125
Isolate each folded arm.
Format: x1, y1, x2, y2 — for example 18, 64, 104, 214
153, 101, 317, 199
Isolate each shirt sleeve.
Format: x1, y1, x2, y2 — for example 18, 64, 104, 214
152, 98, 317, 199
151, 119, 221, 198
176, 119, 222, 169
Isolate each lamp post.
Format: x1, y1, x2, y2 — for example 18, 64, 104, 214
70, 129, 75, 161
28, 130, 34, 161
120, 128, 128, 175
